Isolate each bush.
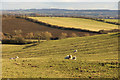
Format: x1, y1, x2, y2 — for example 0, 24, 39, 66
59, 32, 68, 39
0, 32, 5, 39
3, 33, 12, 39
26, 32, 34, 39
43, 31, 52, 40
14, 30, 22, 35
83, 33, 90, 36
35, 31, 52, 40
70, 33, 78, 37
2, 38, 26, 44
13, 36, 25, 43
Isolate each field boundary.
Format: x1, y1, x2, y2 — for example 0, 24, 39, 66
17, 17, 101, 34
16, 16, 120, 34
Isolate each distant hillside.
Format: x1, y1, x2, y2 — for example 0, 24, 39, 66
2, 9, 118, 18
2, 17, 98, 38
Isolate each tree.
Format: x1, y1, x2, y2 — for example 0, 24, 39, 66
43, 31, 52, 40
83, 33, 90, 36
13, 29, 25, 42
34, 32, 41, 43
14, 30, 22, 35
70, 33, 78, 37
59, 32, 68, 39
26, 32, 34, 39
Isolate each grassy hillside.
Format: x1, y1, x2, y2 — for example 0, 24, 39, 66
2, 33, 119, 78
29, 17, 118, 32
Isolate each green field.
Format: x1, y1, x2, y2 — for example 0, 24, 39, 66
29, 17, 118, 32
104, 19, 119, 23
2, 33, 119, 78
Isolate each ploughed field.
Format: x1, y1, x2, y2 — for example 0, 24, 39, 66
29, 17, 118, 32
2, 33, 119, 78
2, 17, 98, 38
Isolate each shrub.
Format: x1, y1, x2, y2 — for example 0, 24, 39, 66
13, 36, 25, 43
70, 33, 78, 37
0, 32, 5, 39
34, 32, 41, 43
43, 31, 52, 40
3, 33, 12, 39
2, 37, 26, 44
26, 32, 34, 39
59, 32, 68, 39
83, 33, 90, 36
14, 30, 22, 35
35, 31, 53, 41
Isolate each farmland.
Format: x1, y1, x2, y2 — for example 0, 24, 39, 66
2, 33, 119, 78
104, 19, 119, 23
29, 17, 118, 32
2, 16, 119, 78
2, 17, 98, 38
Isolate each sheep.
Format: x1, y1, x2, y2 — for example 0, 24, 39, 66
64, 55, 70, 59
15, 56, 19, 59
72, 56, 76, 60
69, 55, 72, 59
64, 55, 72, 59
74, 50, 77, 53
9, 57, 15, 60
9, 56, 19, 60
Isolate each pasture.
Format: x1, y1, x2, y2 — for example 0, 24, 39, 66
29, 17, 118, 32
2, 33, 119, 78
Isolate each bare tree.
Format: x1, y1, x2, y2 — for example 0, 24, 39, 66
70, 33, 78, 37
59, 32, 68, 39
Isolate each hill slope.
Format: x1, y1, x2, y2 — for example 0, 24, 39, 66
2, 33, 119, 78
2, 17, 98, 37
29, 17, 118, 32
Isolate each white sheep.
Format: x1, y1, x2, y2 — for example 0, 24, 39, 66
74, 50, 77, 53
9, 57, 15, 60
64, 55, 72, 59
69, 55, 72, 59
15, 56, 19, 59
9, 56, 19, 60
72, 56, 76, 60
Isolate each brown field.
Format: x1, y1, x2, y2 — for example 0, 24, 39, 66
2, 17, 99, 38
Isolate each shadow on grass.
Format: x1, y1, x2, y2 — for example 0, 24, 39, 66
23, 43, 39, 49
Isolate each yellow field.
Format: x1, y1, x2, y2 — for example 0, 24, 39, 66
29, 17, 118, 32
104, 19, 119, 23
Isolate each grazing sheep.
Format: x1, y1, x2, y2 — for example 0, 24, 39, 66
15, 56, 19, 59
9, 58, 15, 60
64, 55, 72, 59
69, 55, 72, 59
74, 50, 77, 53
64, 55, 70, 59
72, 56, 76, 60
9, 56, 19, 60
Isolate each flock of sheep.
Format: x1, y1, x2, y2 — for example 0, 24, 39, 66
64, 50, 77, 60
9, 50, 77, 60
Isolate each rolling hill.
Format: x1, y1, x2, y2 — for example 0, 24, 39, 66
2, 32, 119, 78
